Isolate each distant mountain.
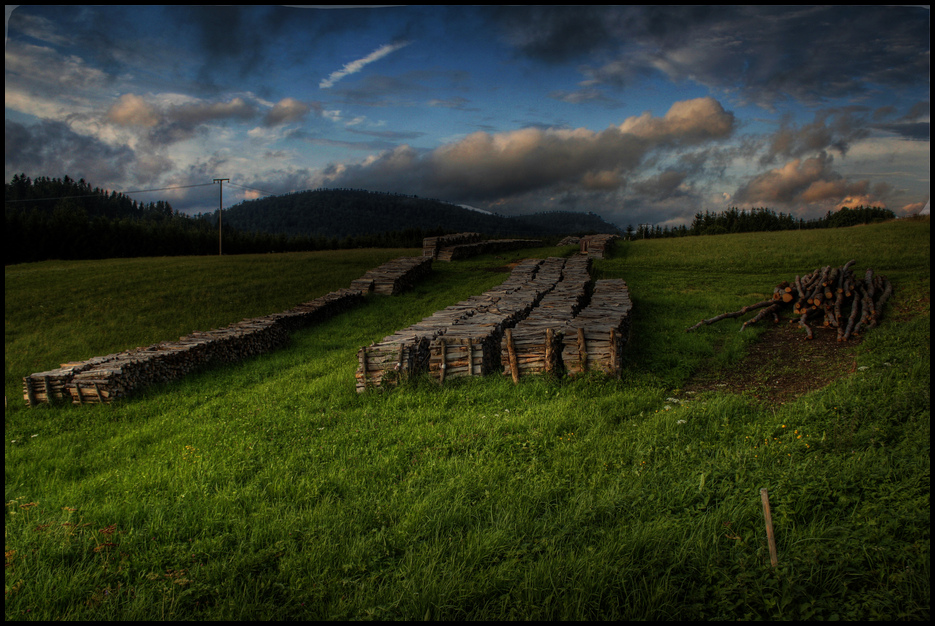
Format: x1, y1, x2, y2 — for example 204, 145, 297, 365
220, 188, 621, 239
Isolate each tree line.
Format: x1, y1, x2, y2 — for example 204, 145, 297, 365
625, 206, 896, 239
5, 174, 898, 264
3, 175, 443, 264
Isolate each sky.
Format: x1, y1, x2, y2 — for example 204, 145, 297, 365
4, 5, 930, 227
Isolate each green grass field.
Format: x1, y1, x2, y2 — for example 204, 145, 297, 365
5, 220, 930, 619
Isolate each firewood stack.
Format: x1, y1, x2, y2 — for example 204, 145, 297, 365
579, 234, 619, 259
24, 287, 367, 406
685, 260, 894, 340
350, 256, 433, 295
561, 279, 633, 377
436, 238, 543, 262
501, 256, 593, 380
423, 233, 482, 259
356, 258, 563, 391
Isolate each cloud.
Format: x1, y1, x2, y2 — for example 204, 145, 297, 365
618, 97, 735, 144
314, 97, 735, 202
491, 6, 930, 108
263, 97, 318, 126
5, 119, 135, 184
319, 41, 410, 89
106, 93, 161, 127
760, 108, 873, 165
734, 151, 880, 207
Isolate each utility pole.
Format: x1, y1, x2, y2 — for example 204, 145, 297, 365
213, 178, 229, 255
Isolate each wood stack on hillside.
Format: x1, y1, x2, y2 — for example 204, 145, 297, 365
423, 233, 482, 259
501, 256, 592, 380
350, 256, 433, 295
436, 238, 543, 261
356, 258, 557, 391
685, 260, 894, 340
561, 279, 633, 377
24, 287, 367, 406
579, 234, 619, 259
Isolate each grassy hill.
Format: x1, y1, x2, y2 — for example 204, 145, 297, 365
4, 220, 929, 619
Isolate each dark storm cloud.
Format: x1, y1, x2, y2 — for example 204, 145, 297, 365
491, 6, 930, 107
5, 119, 134, 183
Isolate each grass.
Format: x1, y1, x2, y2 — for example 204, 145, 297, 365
4, 221, 930, 620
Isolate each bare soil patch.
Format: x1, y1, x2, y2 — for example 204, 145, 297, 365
681, 320, 862, 405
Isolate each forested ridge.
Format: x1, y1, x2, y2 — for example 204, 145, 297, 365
5, 174, 896, 264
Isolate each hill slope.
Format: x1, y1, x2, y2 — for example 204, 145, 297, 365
220, 188, 621, 238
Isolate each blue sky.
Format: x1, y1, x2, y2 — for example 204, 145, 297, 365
5, 5, 930, 227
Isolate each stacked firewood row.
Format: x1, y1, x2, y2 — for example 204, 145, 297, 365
685, 260, 894, 340
356, 258, 558, 391
436, 238, 543, 262
428, 257, 568, 381
561, 279, 634, 377
350, 256, 433, 295
501, 256, 593, 379
579, 234, 619, 259
26, 254, 435, 405
423, 233, 482, 259
24, 288, 367, 406
358, 254, 636, 390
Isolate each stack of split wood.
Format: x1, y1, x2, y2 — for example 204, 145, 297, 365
685, 260, 894, 340
350, 256, 433, 295
501, 256, 593, 380
423, 233, 482, 259
24, 288, 367, 406
356, 258, 558, 391
561, 279, 633, 377
579, 234, 619, 259
436, 238, 543, 262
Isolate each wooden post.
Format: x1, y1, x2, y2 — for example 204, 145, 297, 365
24, 378, 35, 406
505, 328, 519, 384
73, 382, 83, 405
42, 376, 52, 402
760, 488, 778, 567
577, 327, 588, 371
358, 347, 367, 387
609, 328, 617, 376
438, 339, 447, 384
544, 328, 554, 373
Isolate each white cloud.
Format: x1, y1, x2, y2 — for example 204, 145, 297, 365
319, 41, 410, 89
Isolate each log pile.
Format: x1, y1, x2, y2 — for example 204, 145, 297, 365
24, 288, 367, 406
423, 233, 482, 259
685, 260, 894, 340
356, 258, 559, 391
436, 238, 543, 262
579, 234, 619, 259
561, 279, 633, 377
501, 256, 593, 379
350, 256, 433, 295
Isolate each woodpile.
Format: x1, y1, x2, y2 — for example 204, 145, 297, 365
579, 234, 619, 259
685, 260, 894, 340
436, 238, 543, 262
501, 256, 592, 379
557, 236, 580, 247
561, 279, 633, 377
356, 258, 557, 391
350, 256, 433, 295
24, 287, 367, 406
423, 233, 482, 259
359, 254, 637, 390
26, 253, 437, 405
